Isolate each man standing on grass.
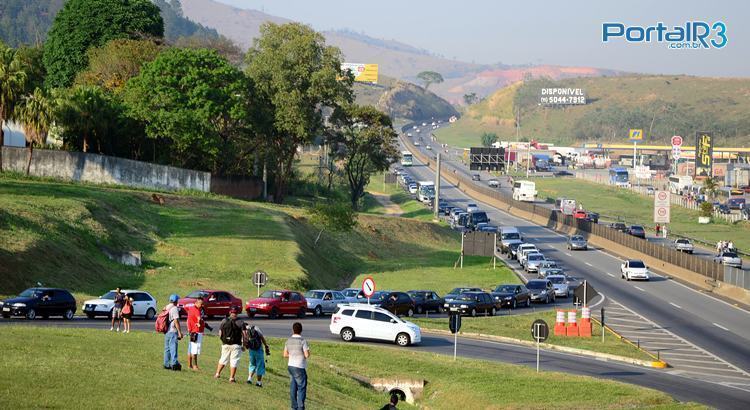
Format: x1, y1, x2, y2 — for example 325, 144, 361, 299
215, 307, 246, 383
111, 287, 124, 332
164, 294, 183, 371
284, 322, 310, 410
186, 298, 212, 371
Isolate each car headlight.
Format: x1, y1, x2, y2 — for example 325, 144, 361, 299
12, 303, 26, 307
540, 291, 547, 295
460, 304, 468, 308
0, 301, 4, 306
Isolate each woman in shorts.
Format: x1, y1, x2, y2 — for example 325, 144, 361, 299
121, 297, 133, 333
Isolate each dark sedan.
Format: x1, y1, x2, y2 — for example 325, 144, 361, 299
491, 284, 530, 308
608, 222, 628, 233
526, 280, 556, 304
444, 287, 483, 302
379, 292, 416, 317
1, 288, 77, 320
444, 291, 497, 317
407, 290, 445, 314
628, 225, 646, 239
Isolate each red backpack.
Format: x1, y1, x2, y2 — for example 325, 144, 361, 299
155, 309, 170, 333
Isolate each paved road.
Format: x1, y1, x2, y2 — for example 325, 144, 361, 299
399, 130, 750, 396
2, 317, 748, 409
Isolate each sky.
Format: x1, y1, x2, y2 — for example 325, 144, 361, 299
216, 0, 749, 77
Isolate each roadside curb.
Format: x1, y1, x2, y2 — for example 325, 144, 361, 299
422, 328, 669, 369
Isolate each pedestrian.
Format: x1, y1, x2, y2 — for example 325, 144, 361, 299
717, 241, 723, 253
245, 323, 271, 387
187, 298, 212, 371
111, 287, 124, 332
655, 224, 661, 237
121, 296, 133, 334
380, 393, 399, 410
215, 306, 246, 383
164, 294, 183, 371
728, 241, 735, 250
662, 225, 668, 239
284, 322, 310, 410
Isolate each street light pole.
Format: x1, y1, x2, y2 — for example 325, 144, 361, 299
434, 152, 441, 220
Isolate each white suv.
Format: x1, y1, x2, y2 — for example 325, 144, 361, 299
330, 304, 421, 347
83, 290, 157, 319
620, 260, 650, 281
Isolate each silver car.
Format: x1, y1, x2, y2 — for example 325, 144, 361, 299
525, 253, 546, 273
567, 235, 588, 250
714, 251, 742, 268
537, 261, 560, 277
547, 275, 571, 298
673, 239, 694, 254
305, 290, 346, 316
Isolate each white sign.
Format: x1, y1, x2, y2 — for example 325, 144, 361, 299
362, 277, 376, 298
654, 190, 670, 223
671, 135, 683, 147
539, 88, 586, 105
253, 270, 268, 287
635, 165, 651, 179
671, 147, 681, 160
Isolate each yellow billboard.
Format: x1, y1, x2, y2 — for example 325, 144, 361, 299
341, 63, 379, 84
628, 129, 643, 140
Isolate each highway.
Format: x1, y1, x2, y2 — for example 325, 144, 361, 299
1, 316, 748, 409
400, 127, 750, 399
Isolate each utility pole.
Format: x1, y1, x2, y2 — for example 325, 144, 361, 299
262, 163, 268, 200
515, 106, 520, 173
526, 140, 531, 179
434, 152, 441, 220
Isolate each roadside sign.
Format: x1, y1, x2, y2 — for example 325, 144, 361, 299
531, 319, 549, 342
628, 129, 643, 141
449, 313, 462, 334
654, 190, 671, 223
671, 135, 683, 147
573, 282, 599, 306
671, 147, 681, 160
635, 165, 651, 179
361, 277, 376, 298
253, 270, 268, 287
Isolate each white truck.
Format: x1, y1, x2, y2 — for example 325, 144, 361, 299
512, 180, 537, 202
417, 181, 435, 203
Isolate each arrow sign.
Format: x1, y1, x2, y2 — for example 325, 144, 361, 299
362, 277, 376, 298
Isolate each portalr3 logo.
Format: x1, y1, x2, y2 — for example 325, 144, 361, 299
602, 22, 727, 49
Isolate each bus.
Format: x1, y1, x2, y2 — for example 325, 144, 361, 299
401, 151, 413, 166
417, 181, 435, 203
512, 180, 537, 202
669, 175, 693, 195
609, 168, 630, 188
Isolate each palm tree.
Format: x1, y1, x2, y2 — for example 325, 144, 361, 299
15, 88, 53, 175
0, 45, 27, 171
56, 86, 109, 153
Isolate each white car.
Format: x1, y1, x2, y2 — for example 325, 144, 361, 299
714, 251, 742, 268
673, 239, 694, 254
518, 245, 539, 267
408, 183, 418, 194
466, 203, 480, 212
305, 290, 346, 316
516, 243, 537, 262
330, 304, 421, 346
426, 145, 432, 150
620, 260, 650, 281
414, 141, 421, 146
82, 290, 157, 319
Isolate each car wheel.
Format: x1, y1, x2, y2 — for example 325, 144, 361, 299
297, 308, 306, 318
64, 309, 74, 320
269, 308, 279, 319
470, 308, 477, 317
145, 308, 156, 320
340, 328, 355, 342
490, 307, 496, 316
314, 306, 323, 317
512, 299, 517, 309
396, 332, 411, 347
26, 308, 36, 320
416, 305, 423, 314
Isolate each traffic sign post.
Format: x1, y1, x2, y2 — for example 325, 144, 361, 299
654, 190, 670, 224
449, 311, 462, 361
531, 319, 549, 372
253, 270, 268, 297
601, 307, 605, 343
362, 277, 375, 305
671, 136, 683, 173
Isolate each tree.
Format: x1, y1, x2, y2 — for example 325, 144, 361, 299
75, 39, 162, 93
43, 0, 164, 88
55, 86, 111, 153
174, 35, 244, 66
330, 104, 399, 210
125, 48, 258, 174
481, 132, 498, 147
416, 71, 444, 90
14, 88, 53, 175
463, 92, 478, 105
307, 200, 358, 245
0, 45, 27, 171
703, 176, 718, 201
15, 46, 46, 93
245, 22, 353, 203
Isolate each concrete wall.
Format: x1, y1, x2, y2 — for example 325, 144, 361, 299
1, 147, 210, 192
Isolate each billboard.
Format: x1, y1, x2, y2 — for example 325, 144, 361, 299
539, 88, 586, 105
628, 129, 643, 141
695, 131, 713, 178
469, 147, 505, 171
341, 63, 379, 84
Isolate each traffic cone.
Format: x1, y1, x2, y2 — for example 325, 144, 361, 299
579, 307, 592, 337
566, 310, 579, 337
554, 310, 566, 336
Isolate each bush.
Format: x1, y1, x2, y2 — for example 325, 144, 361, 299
699, 201, 713, 218
308, 201, 357, 233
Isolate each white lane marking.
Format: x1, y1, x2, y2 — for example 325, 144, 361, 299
564, 252, 572, 256
589, 294, 606, 309
713, 323, 730, 331
670, 302, 682, 309
584, 262, 593, 267
606, 272, 615, 278
634, 286, 646, 292
664, 276, 750, 316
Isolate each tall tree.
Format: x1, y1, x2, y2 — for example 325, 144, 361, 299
55, 86, 111, 153
245, 22, 353, 203
14, 88, 53, 175
481, 132, 498, 147
329, 104, 399, 210
416, 71, 444, 90
75, 39, 162, 93
0, 45, 27, 171
43, 0, 164, 88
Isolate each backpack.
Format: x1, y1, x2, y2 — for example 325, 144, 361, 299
221, 318, 242, 345
247, 326, 262, 350
155, 309, 170, 333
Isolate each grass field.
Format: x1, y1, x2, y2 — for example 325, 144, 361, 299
533, 178, 750, 250
363, 176, 434, 221
0, 326, 698, 409
411, 310, 653, 361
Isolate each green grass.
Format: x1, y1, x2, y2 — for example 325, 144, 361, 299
363, 175, 434, 221
411, 310, 654, 362
0, 326, 699, 409
533, 178, 750, 250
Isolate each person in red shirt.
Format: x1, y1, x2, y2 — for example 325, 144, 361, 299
186, 298, 212, 370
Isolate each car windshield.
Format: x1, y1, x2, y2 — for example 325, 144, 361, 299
304, 291, 324, 299
548, 276, 567, 284
502, 232, 520, 240
100, 291, 117, 299
186, 291, 208, 299
495, 285, 515, 293
723, 252, 738, 258
471, 212, 488, 223
449, 288, 474, 294
456, 294, 476, 301
260, 291, 283, 299
528, 254, 544, 261
631, 226, 644, 231
19, 289, 43, 298
526, 281, 547, 289
629, 261, 646, 268
546, 269, 564, 275
676, 239, 689, 244
468, 203, 477, 208
342, 289, 359, 297
572, 236, 584, 241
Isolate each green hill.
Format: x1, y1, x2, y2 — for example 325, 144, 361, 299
354, 75, 459, 121
436, 75, 750, 147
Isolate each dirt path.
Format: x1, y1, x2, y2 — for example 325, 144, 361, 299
369, 191, 402, 216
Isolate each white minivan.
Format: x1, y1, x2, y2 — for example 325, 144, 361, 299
330, 304, 421, 347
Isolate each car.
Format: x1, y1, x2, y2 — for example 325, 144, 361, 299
178, 290, 243, 318
479, 225, 499, 233
539, 267, 565, 279
491, 284, 531, 308
645, 186, 656, 195
379, 292, 416, 317
245, 290, 307, 319
714, 251, 742, 268
341, 288, 364, 303
408, 183, 418, 194
304, 290, 346, 316
451, 212, 469, 230
330, 304, 421, 346
740, 185, 750, 194
628, 225, 646, 239
585, 212, 599, 223
714, 204, 731, 214
471, 174, 481, 181
443, 291, 497, 317
516, 243, 538, 262
465, 203, 480, 212
554, 170, 574, 177
443, 205, 456, 216
407, 290, 445, 314
620, 260, 650, 281
449, 207, 464, 221
518, 245, 539, 266
488, 179, 500, 188
83, 290, 157, 319
425, 145, 432, 150
525, 252, 547, 273
526, 280, 556, 304
537, 260, 561, 277
547, 275, 571, 298
567, 235, 588, 250
414, 141, 421, 146
412, 125, 417, 130
507, 242, 523, 259
437, 201, 450, 214
467, 210, 490, 230
573, 210, 587, 219
444, 287, 483, 302
673, 238, 694, 254
608, 222, 628, 233
422, 122, 427, 126
1, 288, 77, 320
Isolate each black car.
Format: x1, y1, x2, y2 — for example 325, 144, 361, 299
608, 222, 628, 233
407, 290, 445, 314
526, 280, 556, 304
585, 212, 599, 223
628, 225, 646, 239
437, 201, 450, 214
714, 204, 731, 214
507, 242, 522, 258
471, 174, 481, 181
467, 211, 490, 230
444, 287, 483, 302
379, 292, 416, 317
0, 288, 77, 320
444, 291, 497, 317
491, 284, 531, 308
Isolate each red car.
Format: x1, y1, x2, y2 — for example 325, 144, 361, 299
245, 290, 307, 319
177, 290, 243, 318
573, 210, 587, 219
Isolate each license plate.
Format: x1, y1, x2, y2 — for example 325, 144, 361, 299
249, 308, 257, 312
84, 306, 93, 311
2, 307, 9, 312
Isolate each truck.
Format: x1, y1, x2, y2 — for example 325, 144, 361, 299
512, 180, 537, 202
416, 181, 435, 203
555, 198, 577, 216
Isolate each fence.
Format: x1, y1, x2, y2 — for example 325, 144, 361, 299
403, 137, 750, 291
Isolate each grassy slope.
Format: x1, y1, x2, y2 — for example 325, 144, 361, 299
0, 326, 698, 409
362, 177, 433, 221
533, 178, 750, 250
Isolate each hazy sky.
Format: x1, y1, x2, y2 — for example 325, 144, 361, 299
216, 0, 749, 77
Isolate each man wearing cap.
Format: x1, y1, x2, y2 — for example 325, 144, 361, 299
215, 306, 247, 383
164, 294, 184, 371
